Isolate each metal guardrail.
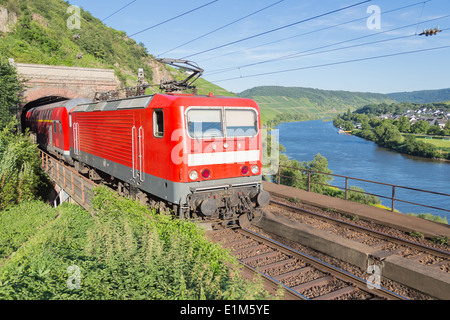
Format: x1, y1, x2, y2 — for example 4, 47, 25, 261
276, 164, 450, 215
39, 150, 96, 211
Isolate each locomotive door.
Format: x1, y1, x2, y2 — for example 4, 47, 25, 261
132, 115, 145, 183
73, 122, 80, 155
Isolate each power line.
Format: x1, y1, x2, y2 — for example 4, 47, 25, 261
205, 13, 450, 76
180, 0, 373, 59
209, 45, 450, 83
206, 34, 417, 76
129, 0, 220, 37
158, 0, 286, 57
199, 0, 432, 64
415, 1, 428, 35
102, 0, 137, 22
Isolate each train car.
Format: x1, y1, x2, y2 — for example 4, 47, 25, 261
25, 98, 92, 162
28, 92, 270, 226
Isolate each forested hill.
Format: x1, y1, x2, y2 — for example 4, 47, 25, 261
386, 88, 450, 104
238, 86, 396, 124
0, 0, 232, 96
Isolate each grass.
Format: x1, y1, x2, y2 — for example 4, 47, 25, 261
0, 200, 59, 266
0, 187, 274, 300
415, 136, 450, 153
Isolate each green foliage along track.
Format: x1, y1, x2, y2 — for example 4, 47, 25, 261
0, 187, 272, 300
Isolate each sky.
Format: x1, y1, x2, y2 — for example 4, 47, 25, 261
67, 0, 450, 94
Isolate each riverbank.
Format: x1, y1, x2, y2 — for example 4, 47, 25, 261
275, 120, 450, 222
333, 112, 450, 161
350, 128, 450, 162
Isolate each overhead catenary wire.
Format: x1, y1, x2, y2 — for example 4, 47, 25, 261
102, 0, 137, 22
158, 0, 286, 57
209, 45, 450, 83
205, 13, 450, 76
206, 34, 417, 76
129, 0, 220, 37
180, 0, 373, 59
198, 0, 432, 64
415, 1, 428, 35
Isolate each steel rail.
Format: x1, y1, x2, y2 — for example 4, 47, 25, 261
270, 199, 450, 259
238, 228, 409, 300
236, 261, 309, 300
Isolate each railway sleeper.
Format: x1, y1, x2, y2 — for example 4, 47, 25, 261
291, 276, 334, 292
311, 286, 355, 300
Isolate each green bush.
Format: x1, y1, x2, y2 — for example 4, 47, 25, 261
407, 212, 448, 225
0, 188, 273, 300
0, 120, 52, 209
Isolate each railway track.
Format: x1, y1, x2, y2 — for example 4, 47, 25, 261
207, 227, 408, 300
269, 199, 450, 273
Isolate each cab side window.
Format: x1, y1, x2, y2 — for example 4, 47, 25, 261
153, 109, 164, 138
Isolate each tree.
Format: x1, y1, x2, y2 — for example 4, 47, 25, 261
427, 125, 442, 136
333, 117, 344, 128
411, 120, 430, 134
444, 121, 450, 136
343, 121, 354, 132
374, 121, 402, 147
342, 108, 352, 121
354, 113, 369, 125
369, 117, 381, 128
356, 129, 376, 141
306, 153, 333, 194
0, 58, 24, 129
393, 116, 411, 133
279, 153, 333, 193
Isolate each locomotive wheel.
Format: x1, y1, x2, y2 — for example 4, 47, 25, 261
238, 213, 251, 228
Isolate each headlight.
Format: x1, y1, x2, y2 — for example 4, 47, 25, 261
189, 170, 198, 181
251, 165, 259, 174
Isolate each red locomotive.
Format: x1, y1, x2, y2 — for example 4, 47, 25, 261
26, 92, 270, 226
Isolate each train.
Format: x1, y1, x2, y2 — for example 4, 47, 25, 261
25, 92, 270, 227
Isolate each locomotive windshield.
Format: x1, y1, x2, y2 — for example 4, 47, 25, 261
187, 109, 223, 138
225, 109, 257, 137
187, 108, 258, 138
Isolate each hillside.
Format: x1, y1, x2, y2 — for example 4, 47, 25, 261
387, 88, 450, 104
0, 0, 234, 96
238, 86, 396, 124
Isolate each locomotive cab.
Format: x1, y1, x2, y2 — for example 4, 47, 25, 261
174, 99, 270, 225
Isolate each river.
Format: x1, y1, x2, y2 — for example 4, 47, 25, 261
276, 120, 450, 222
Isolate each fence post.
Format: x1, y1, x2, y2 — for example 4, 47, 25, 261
391, 186, 396, 212
307, 171, 311, 192
345, 177, 349, 200
277, 165, 281, 184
